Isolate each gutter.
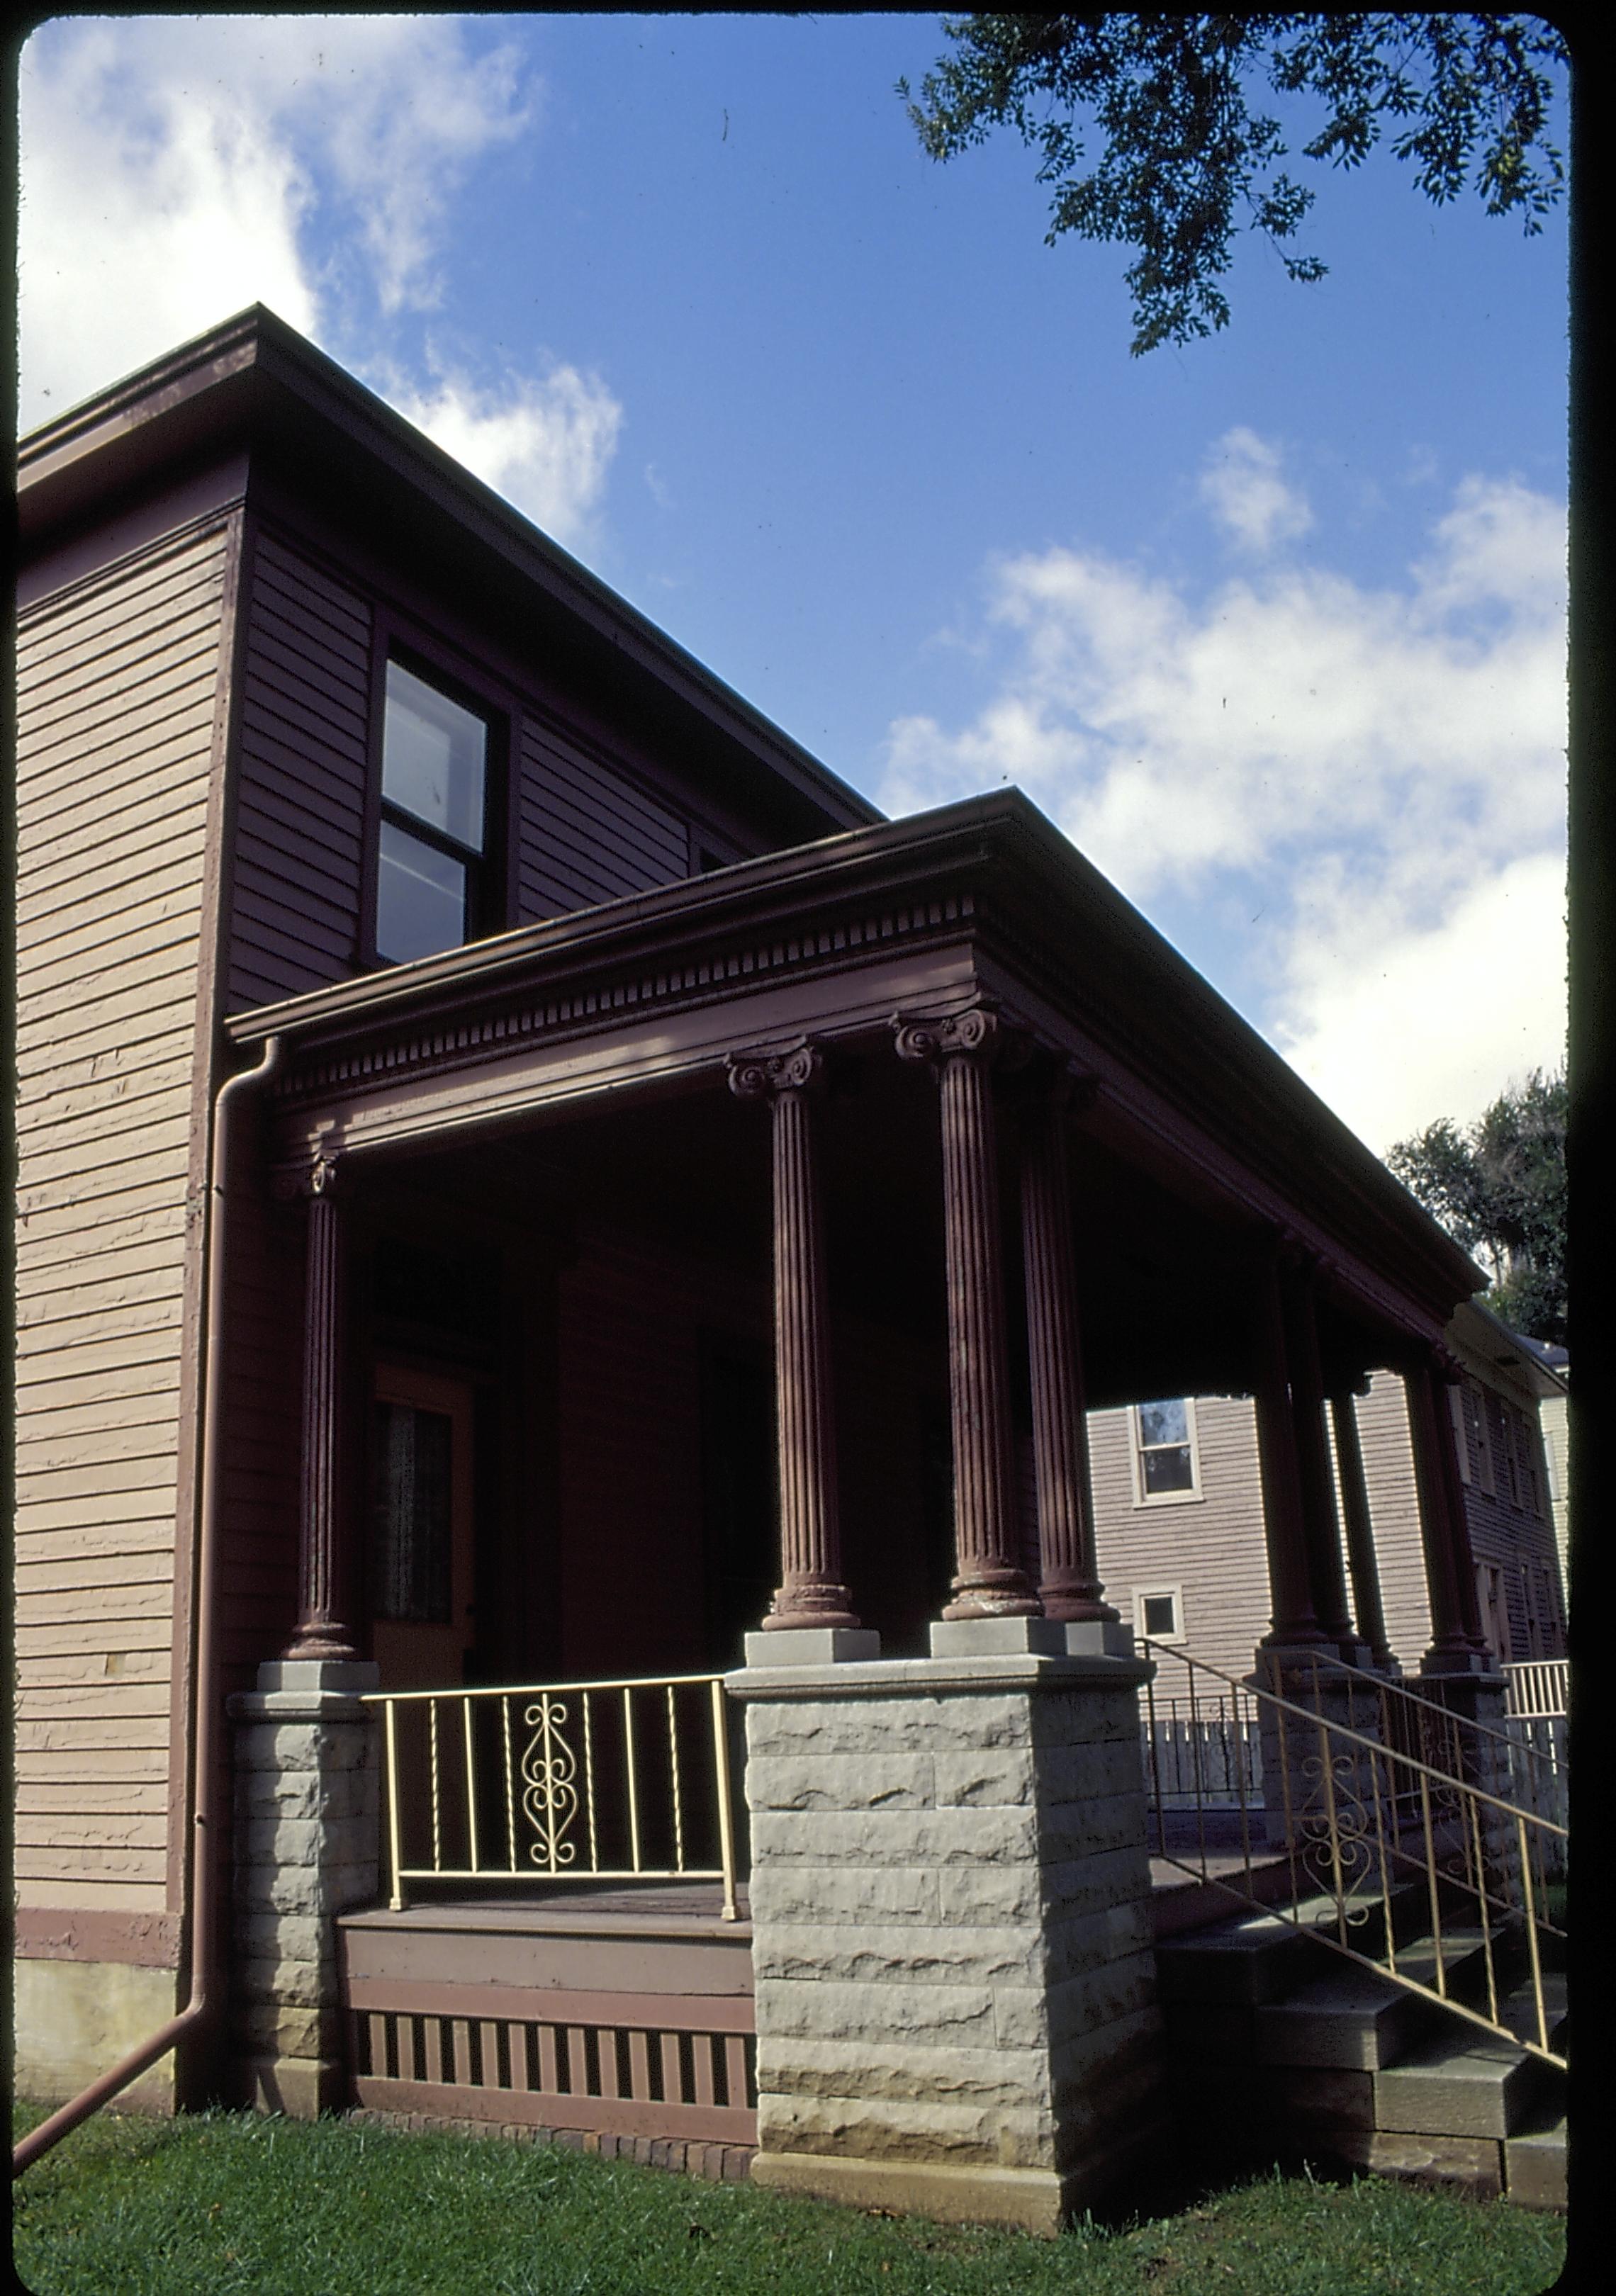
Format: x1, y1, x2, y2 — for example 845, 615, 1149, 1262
13, 1035, 285, 2176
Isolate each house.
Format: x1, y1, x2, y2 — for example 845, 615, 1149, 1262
1087, 1297, 1569, 1694
16, 310, 1547, 2224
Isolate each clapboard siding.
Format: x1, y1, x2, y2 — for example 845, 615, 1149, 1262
226, 529, 371, 1008
1089, 1396, 1274, 1696
518, 717, 692, 923
14, 522, 230, 1909
1351, 1375, 1431, 1666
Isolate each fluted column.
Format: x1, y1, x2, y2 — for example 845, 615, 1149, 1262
1329, 1390, 1393, 1669
1250, 1251, 1330, 1649
284, 1155, 357, 1662
1018, 1079, 1116, 1623
895, 1004, 1038, 1619
1406, 1349, 1490, 1669
728, 1042, 859, 1633
1280, 1257, 1355, 1650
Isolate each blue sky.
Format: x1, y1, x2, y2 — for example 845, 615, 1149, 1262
18, 13, 1569, 1153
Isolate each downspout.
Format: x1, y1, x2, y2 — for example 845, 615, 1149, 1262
13, 1032, 286, 2176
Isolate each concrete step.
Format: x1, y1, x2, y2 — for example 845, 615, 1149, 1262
1374, 2022, 1555, 2141
1498, 1974, 1568, 2058
1503, 2110, 1567, 2210
1155, 1910, 1330, 2007
1252, 1965, 1435, 2072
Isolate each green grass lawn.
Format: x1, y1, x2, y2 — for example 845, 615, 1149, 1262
11, 2103, 1566, 2296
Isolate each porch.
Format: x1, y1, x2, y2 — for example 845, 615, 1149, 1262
219, 796, 1525, 2224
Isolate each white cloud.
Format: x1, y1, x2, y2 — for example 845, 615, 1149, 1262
18, 17, 624, 546
20, 16, 529, 417
1274, 853, 1567, 1152
388, 365, 624, 548
1199, 426, 1313, 553
877, 452, 1567, 1148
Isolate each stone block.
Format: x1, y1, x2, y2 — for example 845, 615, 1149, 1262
236, 2003, 344, 2059
757, 2033, 1050, 2114
753, 1920, 1042, 1991
244, 2054, 347, 2118
236, 1954, 336, 2009
756, 1976, 997, 2048
745, 1752, 933, 1813
1032, 1735, 1150, 1807
1041, 1845, 1156, 1923
1332, 2128, 1505, 2199
1004, 1953, 1157, 2052
751, 1805, 1040, 1870
744, 1693, 1033, 1762
931, 1750, 1038, 1808
237, 1910, 337, 1963
758, 2088, 1055, 2171
748, 1861, 941, 1928
1040, 1790, 1152, 1864
234, 1858, 378, 1917
1043, 1901, 1155, 1987
935, 1860, 1042, 1927
237, 1765, 376, 1822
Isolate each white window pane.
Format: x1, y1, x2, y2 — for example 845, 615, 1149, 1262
383, 660, 486, 850
1138, 1398, 1189, 1449
376, 821, 466, 962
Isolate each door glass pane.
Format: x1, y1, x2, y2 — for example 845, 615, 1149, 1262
383, 660, 486, 849
376, 820, 466, 962
372, 1402, 453, 1622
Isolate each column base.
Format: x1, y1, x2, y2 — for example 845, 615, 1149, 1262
1062, 1619, 1137, 1658
255, 1659, 380, 1695
929, 1616, 1067, 1658
1419, 1647, 1500, 1676
744, 1626, 881, 1666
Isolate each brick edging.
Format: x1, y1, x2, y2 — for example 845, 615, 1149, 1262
344, 2106, 755, 2182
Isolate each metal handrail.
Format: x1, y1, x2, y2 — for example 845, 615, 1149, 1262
1141, 1639, 1566, 2070
1260, 1646, 1561, 1774
364, 1672, 741, 1920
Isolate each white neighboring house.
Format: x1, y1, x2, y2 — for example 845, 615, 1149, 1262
1087, 1298, 1569, 1699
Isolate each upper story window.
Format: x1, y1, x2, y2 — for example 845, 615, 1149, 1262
374, 656, 500, 964
1133, 1397, 1201, 1504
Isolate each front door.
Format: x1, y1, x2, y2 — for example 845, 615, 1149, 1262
370, 1364, 476, 1691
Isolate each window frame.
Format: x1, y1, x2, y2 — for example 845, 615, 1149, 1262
1130, 1396, 1203, 1507
1133, 1585, 1186, 1645
361, 621, 518, 972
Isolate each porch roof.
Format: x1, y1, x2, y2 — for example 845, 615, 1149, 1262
226, 791, 1483, 1351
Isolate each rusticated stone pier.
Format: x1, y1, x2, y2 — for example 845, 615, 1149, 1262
729, 1645, 1167, 2234
229, 1658, 381, 2115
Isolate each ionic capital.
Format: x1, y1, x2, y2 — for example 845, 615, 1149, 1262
271, 1146, 344, 1203
726, 1037, 828, 1103
892, 999, 1025, 1071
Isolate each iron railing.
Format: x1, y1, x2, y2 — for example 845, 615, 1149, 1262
1140, 1640, 1566, 2069
1256, 1645, 1569, 1842
365, 1672, 741, 1919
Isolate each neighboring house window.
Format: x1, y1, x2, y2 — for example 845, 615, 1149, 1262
1476, 1563, 1509, 1662
374, 655, 500, 964
1464, 1382, 1494, 1495
1448, 1385, 1471, 1484
1134, 1587, 1185, 1643
1132, 1397, 1200, 1502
